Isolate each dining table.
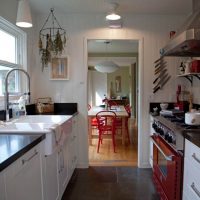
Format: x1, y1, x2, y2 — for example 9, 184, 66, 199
88, 105, 129, 145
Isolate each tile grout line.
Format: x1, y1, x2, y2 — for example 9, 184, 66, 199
116, 167, 119, 183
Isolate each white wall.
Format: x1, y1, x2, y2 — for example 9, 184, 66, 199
0, 2, 189, 167
88, 71, 107, 106
31, 13, 187, 168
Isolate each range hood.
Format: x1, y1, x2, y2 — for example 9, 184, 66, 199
162, 1, 200, 57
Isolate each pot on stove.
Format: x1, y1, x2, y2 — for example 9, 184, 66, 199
185, 111, 200, 125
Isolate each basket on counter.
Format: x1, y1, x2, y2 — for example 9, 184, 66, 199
36, 97, 54, 114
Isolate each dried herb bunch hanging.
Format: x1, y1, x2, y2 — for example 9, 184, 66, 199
39, 8, 67, 71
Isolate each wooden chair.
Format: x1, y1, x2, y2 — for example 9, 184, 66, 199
124, 104, 131, 143
88, 104, 98, 132
96, 111, 117, 153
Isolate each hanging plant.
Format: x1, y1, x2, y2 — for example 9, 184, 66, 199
38, 8, 67, 71
41, 49, 51, 71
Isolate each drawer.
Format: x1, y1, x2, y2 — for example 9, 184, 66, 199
185, 139, 200, 160
185, 139, 200, 173
183, 158, 200, 200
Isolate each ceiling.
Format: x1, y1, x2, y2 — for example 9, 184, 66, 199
29, 0, 192, 15
88, 40, 138, 54
29, 0, 192, 54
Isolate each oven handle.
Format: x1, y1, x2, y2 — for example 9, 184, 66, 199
150, 137, 174, 161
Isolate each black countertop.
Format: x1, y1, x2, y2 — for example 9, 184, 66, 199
184, 131, 200, 148
0, 134, 45, 172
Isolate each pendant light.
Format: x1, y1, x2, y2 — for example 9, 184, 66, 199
16, 0, 33, 28
94, 41, 119, 73
106, 3, 121, 21
95, 61, 119, 73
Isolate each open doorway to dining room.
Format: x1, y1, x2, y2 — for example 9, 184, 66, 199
87, 39, 139, 166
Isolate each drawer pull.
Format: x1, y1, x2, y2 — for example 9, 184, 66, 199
22, 150, 38, 165
191, 182, 200, 198
192, 153, 200, 164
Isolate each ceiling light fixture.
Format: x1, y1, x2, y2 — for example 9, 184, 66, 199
16, 0, 33, 28
94, 41, 119, 73
106, 3, 121, 21
95, 61, 119, 73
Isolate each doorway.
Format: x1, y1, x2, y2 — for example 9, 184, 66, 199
87, 39, 139, 166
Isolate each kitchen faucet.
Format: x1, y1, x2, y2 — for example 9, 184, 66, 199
4, 68, 30, 121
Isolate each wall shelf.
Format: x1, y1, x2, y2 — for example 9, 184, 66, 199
177, 73, 200, 85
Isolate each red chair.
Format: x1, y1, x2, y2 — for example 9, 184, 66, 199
96, 111, 117, 153
88, 104, 98, 130
124, 104, 131, 144
108, 100, 118, 110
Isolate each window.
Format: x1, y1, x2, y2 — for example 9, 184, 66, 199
0, 16, 27, 96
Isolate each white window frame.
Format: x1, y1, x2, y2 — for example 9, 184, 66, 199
0, 16, 27, 99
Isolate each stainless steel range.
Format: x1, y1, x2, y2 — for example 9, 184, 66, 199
151, 112, 200, 200
150, 113, 199, 200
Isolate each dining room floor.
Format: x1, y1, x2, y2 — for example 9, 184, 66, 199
61, 166, 159, 200
89, 117, 138, 166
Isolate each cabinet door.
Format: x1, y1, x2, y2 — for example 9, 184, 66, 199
42, 149, 59, 200
149, 115, 154, 168
71, 116, 78, 170
0, 172, 6, 200
58, 142, 69, 197
5, 145, 43, 200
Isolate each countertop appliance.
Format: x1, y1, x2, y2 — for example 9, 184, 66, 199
151, 113, 200, 200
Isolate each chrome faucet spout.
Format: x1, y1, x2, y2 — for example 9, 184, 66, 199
4, 68, 31, 121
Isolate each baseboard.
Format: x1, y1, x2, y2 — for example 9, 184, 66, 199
76, 162, 89, 168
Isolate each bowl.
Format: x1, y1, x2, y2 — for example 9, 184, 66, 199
160, 103, 168, 110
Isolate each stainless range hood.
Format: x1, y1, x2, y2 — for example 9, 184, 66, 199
162, 0, 200, 57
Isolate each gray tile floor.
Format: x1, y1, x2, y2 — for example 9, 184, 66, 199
62, 166, 159, 200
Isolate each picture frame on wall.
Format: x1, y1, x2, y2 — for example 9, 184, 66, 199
115, 76, 121, 93
50, 56, 69, 80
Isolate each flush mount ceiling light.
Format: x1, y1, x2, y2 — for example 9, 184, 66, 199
94, 41, 119, 73
16, 0, 33, 28
106, 2, 121, 21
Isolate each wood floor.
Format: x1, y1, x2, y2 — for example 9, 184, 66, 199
89, 118, 138, 166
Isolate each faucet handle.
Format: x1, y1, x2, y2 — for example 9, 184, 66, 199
24, 92, 30, 95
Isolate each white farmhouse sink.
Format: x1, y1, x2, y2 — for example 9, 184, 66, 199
0, 115, 73, 155
13, 115, 72, 124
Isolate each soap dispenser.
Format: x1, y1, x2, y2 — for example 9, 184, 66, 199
17, 95, 26, 116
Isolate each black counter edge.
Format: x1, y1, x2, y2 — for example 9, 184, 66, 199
0, 134, 45, 172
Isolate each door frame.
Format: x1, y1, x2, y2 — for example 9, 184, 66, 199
84, 37, 144, 167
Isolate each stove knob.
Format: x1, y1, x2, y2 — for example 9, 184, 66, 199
164, 133, 169, 140
168, 136, 173, 143
159, 129, 164, 136
152, 122, 157, 130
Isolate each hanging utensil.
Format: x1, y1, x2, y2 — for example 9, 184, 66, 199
154, 56, 164, 64
155, 61, 167, 68
153, 69, 167, 84
153, 75, 171, 93
155, 64, 167, 75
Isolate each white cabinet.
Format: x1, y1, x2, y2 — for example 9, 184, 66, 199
69, 116, 78, 175
4, 143, 43, 200
42, 115, 78, 200
42, 149, 59, 200
183, 139, 200, 200
0, 173, 6, 200
149, 115, 154, 168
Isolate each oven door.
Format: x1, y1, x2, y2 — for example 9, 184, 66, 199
151, 135, 182, 200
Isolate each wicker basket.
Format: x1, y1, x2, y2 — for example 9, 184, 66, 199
36, 97, 54, 114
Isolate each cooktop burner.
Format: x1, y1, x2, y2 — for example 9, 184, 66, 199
163, 115, 200, 130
